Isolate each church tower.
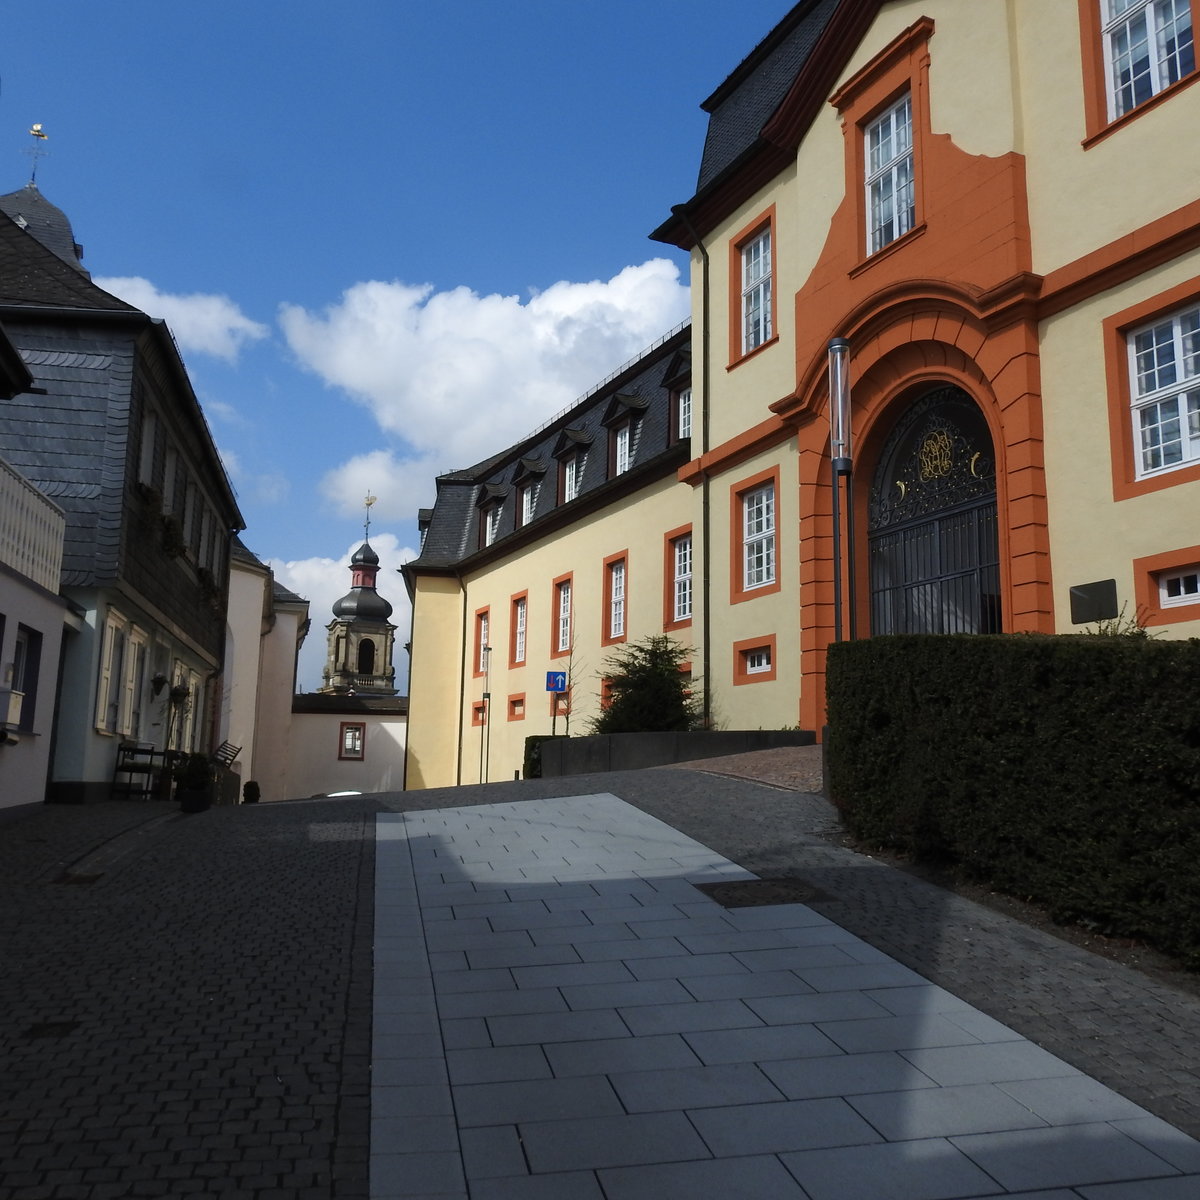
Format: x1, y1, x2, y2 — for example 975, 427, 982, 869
320, 497, 397, 695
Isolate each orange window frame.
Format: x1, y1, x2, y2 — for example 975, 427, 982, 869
1133, 544, 1200, 626
830, 16, 933, 271
509, 591, 529, 668
1077, 0, 1200, 145
1103, 278, 1200, 501
472, 606, 490, 677
733, 634, 778, 685
729, 465, 782, 605
507, 693, 526, 722
550, 572, 573, 660
663, 524, 694, 632
727, 206, 777, 368
602, 551, 629, 647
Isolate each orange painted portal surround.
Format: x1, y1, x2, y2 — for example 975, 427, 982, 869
768, 18, 1053, 734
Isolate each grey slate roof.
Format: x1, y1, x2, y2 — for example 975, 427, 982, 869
696, 0, 840, 192
0, 183, 88, 272
0, 206, 138, 312
405, 324, 691, 577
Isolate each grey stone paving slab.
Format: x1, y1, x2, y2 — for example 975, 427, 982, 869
781, 1137, 1006, 1199
452, 1074, 623, 1126
951, 1123, 1181, 1191
848, 1082, 1051, 1140
683, 1020, 844, 1064
518, 1110, 711, 1173
607, 1061, 784, 1111
543, 1032, 702, 1078
459, 1124, 527, 1180
598, 1153, 811, 1199
687, 1095, 883, 1156
371, 796, 1200, 1200
618, 996, 765, 1036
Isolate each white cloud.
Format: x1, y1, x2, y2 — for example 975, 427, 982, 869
95, 275, 269, 362
219, 445, 291, 507
268, 533, 416, 694
318, 449, 438, 524
278, 258, 689, 474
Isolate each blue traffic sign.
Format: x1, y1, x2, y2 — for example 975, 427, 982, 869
546, 671, 567, 693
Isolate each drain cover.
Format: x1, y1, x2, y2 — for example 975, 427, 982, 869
693, 877, 831, 908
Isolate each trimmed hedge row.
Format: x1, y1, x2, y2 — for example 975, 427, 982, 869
826, 634, 1200, 967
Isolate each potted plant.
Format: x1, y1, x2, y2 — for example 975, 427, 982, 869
175, 752, 214, 813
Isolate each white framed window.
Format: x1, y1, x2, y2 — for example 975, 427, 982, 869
745, 647, 772, 675
1129, 303, 1200, 476
678, 387, 692, 439
563, 454, 584, 502
673, 534, 693, 621
743, 484, 776, 590
608, 559, 626, 639
484, 504, 501, 546
1160, 566, 1200, 606
741, 230, 772, 353
520, 481, 539, 526
513, 596, 527, 664
614, 424, 631, 475
1102, 0, 1195, 119
866, 93, 915, 254
556, 580, 572, 652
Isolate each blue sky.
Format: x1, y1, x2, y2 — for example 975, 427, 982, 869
2, 0, 790, 689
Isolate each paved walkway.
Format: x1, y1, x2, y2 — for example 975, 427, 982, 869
3, 754, 1200, 1198
371, 792, 1200, 1199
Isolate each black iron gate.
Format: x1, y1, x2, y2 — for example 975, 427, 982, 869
868, 386, 1002, 636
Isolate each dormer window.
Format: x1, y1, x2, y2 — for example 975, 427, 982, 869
476, 484, 508, 549
563, 454, 582, 501
552, 428, 592, 504
601, 392, 647, 478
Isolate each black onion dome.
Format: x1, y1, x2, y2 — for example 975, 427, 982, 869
332, 588, 393, 620
352, 541, 380, 566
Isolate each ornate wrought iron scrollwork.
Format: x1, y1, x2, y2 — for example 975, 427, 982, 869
869, 387, 996, 530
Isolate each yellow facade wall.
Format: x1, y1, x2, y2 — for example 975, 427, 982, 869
404, 575, 465, 791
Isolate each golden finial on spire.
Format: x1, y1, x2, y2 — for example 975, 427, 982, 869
25, 124, 49, 185
363, 492, 377, 540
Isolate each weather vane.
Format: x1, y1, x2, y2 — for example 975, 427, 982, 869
24, 124, 49, 185
363, 492, 377, 541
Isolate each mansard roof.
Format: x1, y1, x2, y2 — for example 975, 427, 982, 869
403, 323, 691, 583
651, 0, 881, 249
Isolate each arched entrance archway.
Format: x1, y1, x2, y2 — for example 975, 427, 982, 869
357, 638, 376, 674
867, 385, 1001, 635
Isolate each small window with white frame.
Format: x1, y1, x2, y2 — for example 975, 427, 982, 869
865, 92, 915, 254
744, 646, 772, 674
562, 454, 584, 502
556, 579, 572, 653
1129, 302, 1200, 477
520, 480, 539, 526
512, 595, 527, 665
1160, 566, 1200, 606
607, 558, 626, 640
741, 230, 772, 354
613, 423, 631, 475
1102, 0, 1195, 120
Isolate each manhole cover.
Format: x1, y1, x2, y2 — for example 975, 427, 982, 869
23, 1021, 80, 1039
693, 877, 831, 908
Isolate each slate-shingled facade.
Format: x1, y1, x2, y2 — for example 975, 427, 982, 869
402, 324, 691, 789
0, 185, 243, 802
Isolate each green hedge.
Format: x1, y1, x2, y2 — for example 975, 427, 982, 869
826, 634, 1200, 966
523, 734, 567, 780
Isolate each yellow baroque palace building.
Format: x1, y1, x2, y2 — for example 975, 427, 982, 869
403, 0, 1200, 789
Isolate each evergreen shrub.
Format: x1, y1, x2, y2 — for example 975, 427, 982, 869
826, 634, 1200, 966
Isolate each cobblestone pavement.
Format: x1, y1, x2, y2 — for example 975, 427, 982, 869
2, 749, 1200, 1197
